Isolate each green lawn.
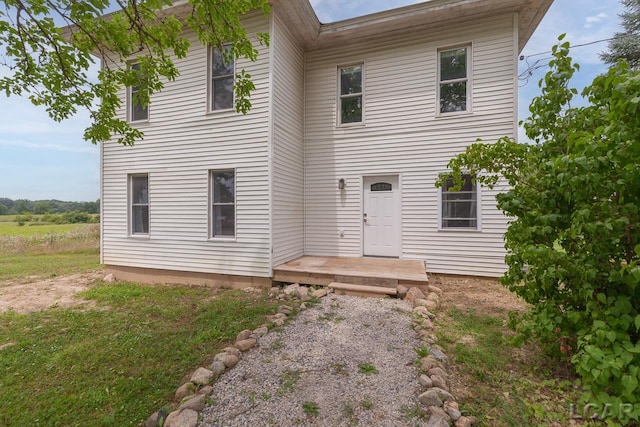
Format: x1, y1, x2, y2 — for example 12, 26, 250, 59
0, 221, 88, 237
0, 283, 279, 426
0, 248, 101, 281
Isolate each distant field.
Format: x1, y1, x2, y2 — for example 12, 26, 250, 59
0, 221, 86, 237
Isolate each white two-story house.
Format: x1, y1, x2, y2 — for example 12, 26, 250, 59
99, 0, 552, 287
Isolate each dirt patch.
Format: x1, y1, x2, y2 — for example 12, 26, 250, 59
430, 274, 529, 317
0, 270, 104, 314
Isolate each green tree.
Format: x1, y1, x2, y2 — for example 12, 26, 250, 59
438, 36, 640, 423
34, 201, 51, 214
0, 0, 270, 146
0, 204, 7, 215
601, 0, 640, 69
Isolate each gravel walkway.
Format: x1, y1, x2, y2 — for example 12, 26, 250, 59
198, 294, 424, 427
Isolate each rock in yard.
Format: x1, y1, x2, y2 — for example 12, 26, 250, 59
296, 286, 309, 300
431, 387, 455, 402
222, 354, 239, 368
235, 338, 257, 351
427, 284, 443, 296
426, 414, 450, 427
210, 361, 226, 376
396, 285, 408, 299
414, 298, 438, 311
428, 367, 448, 379
283, 283, 300, 296
455, 416, 474, 427
446, 406, 462, 421
430, 374, 448, 391
190, 367, 214, 385
428, 405, 451, 421
222, 346, 242, 358
420, 355, 440, 372
145, 410, 167, 427
165, 408, 199, 427
179, 394, 206, 412
272, 318, 285, 327
175, 382, 196, 400
268, 287, 280, 297
253, 326, 269, 338
236, 329, 253, 342
199, 385, 214, 395
419, 374, 433, 388
426, 292, 440, 303
405, 287, 426, 302
418, 390, 443, 407
278, 305, 293, 314
429, 347, 449, 365
311, 288, 328, 298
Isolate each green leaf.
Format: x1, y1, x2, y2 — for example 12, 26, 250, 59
621, 375, 638, 395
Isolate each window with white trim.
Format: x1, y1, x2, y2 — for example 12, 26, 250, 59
338, 64, 363, 124
438, 46, 470, 113
129, 63, 149, 121
211, 170, 235, 237
210, 46, 234, 111
129, 174, 149, 235
441, 174, 478, 229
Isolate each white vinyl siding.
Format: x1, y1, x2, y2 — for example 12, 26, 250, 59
271, 11, 305, 266
303, 14, 515, 277
101, 12, 271, 277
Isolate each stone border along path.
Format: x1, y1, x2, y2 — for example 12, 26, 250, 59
143, 283, 477, 427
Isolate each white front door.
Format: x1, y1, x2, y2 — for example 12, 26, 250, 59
363, 175, 401, 257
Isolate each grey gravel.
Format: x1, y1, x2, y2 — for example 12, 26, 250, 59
198, 294, 425, 426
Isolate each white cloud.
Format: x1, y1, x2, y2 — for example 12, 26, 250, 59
585, 12, 608, 29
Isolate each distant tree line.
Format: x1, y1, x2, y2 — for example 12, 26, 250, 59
0, 198, 100, 215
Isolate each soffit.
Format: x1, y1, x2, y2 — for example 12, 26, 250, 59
272, 0, 553, 53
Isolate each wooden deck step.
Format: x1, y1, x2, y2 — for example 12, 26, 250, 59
328, 282, 397, 298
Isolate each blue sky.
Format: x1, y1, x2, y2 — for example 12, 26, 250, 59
0, 0, 625, 202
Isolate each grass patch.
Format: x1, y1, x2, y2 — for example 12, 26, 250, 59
0, 222, 100, 281
0, 283, 278, 426
0, 221, 85, 237
302, 401, 319, 417
435, 306, 588, 426
357, 363, 378, 375
0, 248, 101, 281
277, 369, 301, 396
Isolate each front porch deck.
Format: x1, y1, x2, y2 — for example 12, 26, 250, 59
273, 256, 428, 291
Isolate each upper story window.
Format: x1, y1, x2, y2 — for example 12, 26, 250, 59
438, 46, 470, 114
338, 64, 363, 125
441, 173, 478, 229
130, 174, 149, 235
211, 169, 236, 238
129, 63, 149, 122
211, 46, 234, 111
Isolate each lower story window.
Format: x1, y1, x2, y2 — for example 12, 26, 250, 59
441, 173, 478, 229
130, 174, 149, 235
211, 170, 235, 237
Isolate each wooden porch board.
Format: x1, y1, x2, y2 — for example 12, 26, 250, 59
273, 256, 428, 289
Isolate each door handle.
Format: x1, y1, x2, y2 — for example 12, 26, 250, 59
363, 213, 368, 224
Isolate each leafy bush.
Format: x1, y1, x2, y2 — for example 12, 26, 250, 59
439, 36, 640, 424
61, 211, 90, 224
